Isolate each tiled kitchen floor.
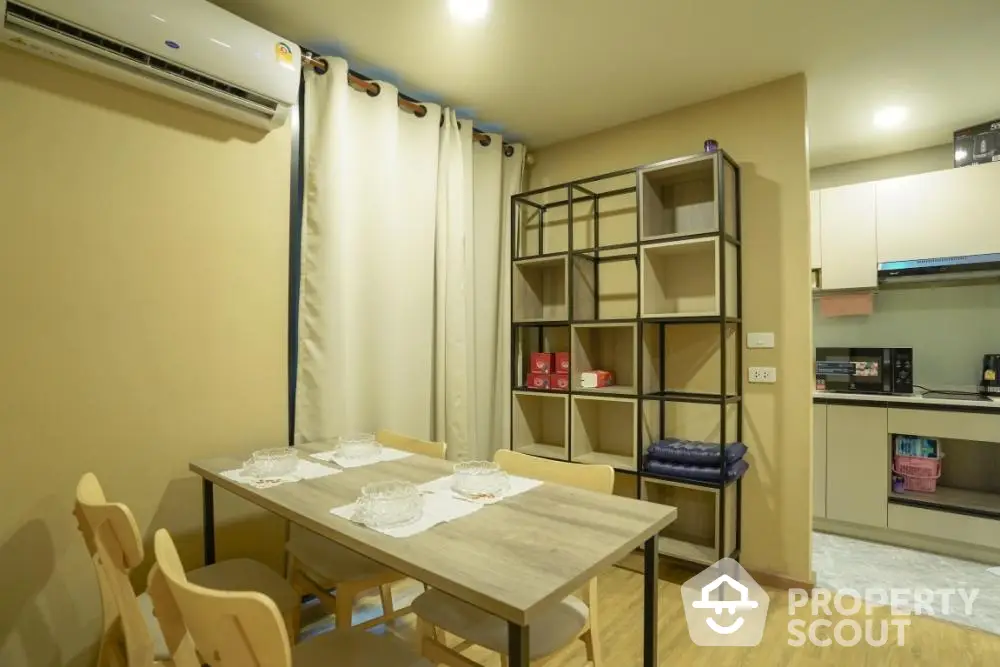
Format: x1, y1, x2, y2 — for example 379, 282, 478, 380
813, 531, 1000, 635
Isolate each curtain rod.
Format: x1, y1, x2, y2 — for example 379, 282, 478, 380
301, 52, 514, 155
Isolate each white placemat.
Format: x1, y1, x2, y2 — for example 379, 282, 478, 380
419, 474, 544, 504
330, 491, 482, 538
221, 459, 340, 489
311, 446, 414, 469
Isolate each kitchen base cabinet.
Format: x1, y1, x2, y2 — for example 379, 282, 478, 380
825, 405, 888, 528
813, 404, 827, 519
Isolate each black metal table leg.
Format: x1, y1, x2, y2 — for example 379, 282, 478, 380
643, 534, 659, 667
202, 479, 216, 565
508, 621, 529, 667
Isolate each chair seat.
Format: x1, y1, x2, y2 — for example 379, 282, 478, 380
287, 526, 394, 583
292, 626, 432, 666
139, 558, 300, 660
411, 589, 589, 660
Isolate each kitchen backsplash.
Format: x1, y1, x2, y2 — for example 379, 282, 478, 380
813, 281, 1000, 389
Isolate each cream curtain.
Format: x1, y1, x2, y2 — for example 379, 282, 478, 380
297, 57, 524, 459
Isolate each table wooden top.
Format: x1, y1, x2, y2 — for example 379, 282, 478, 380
190, 445, 677, 625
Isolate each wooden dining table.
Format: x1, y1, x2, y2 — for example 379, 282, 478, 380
190, 444, 678, 667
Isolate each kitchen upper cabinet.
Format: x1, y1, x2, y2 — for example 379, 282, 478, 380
819, 182, 878, 290
876, 161, 1000, 263
813, 404, 827, 519
810, 190, 822, 270
826, 405, 888, 528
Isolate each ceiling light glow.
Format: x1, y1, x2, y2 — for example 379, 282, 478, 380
873, 106, 908, 129
955, 149, 968, 162
449, 0, 489, 22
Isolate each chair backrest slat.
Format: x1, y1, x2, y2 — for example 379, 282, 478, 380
493, 450, 614, 494
153, 529, 292, 667
75, 473, 156, 666
376, 429, 447, 459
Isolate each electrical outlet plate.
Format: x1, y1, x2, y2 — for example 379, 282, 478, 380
748, 366, 777, 383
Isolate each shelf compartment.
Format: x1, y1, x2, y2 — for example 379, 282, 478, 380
641, 475, 737, 565
570, 171, 637, 252
513, 191, 570, 257
572, 252, 638, 321
639, 237, 737, 318
512, 392, 567, 461
513, 325, 569, 389
641, 322, 738, 396
571, 395, 638, 472
889, 487, 1000, 520
513, 255, 568, 322
889, 436, 1000, 520
571, 323, 637, 396
641, 401, 740, 456
639, 154, 717, 242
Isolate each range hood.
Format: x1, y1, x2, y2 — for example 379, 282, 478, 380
878, 253, 1000, 283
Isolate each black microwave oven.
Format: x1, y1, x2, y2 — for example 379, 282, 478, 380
815, 347, 913, 395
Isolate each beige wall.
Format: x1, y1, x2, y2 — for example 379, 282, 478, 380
529, 75, 813, 581
0, 48, 290, 666
810, 143, 953, 189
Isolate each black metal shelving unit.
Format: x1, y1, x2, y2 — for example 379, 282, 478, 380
509, 151, 744, 567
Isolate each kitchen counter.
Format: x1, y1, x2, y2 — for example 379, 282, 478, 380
814, 390, 1000, 412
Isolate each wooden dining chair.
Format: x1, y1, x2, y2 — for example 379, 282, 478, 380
285, 429, 446, 631
150, 529, 431, 667
74, 472, 302, 667
411, 450, 613, 667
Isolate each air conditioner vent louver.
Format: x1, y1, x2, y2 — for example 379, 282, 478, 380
5, 1, 279, 113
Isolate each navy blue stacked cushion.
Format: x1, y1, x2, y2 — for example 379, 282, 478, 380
644, 458, 749, 483
645, 438, 748, 466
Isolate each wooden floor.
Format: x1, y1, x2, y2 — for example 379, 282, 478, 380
317, 564, 1000, 667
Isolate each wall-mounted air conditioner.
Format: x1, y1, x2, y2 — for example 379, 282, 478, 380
0, 0, 301, 130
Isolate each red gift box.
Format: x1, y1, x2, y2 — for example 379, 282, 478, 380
530, 352, 553, 373
550, 373, 571, 390
526, 372, 550, 389
554, 352, 571, 374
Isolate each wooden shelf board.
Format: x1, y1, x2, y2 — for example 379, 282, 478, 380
573, 384, 638, 397
513, 320, 569, 327
571, 321, 636, 330
642, 236, 717, 254
889, 486, 1000, 519
640, 230, 720, 244
655, 536, 718, 565
574, 451, 636, 471
513, 254, 568, 267
640, 311, 720, 319
512, 390, 567, 400
514, 443, 566, 461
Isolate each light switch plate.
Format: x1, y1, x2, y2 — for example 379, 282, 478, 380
748, 367, 777, 383
747, 332, 775, 349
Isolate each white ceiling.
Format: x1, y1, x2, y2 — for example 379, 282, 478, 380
215, 0, 999, 167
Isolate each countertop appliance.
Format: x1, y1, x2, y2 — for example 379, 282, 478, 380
981, 354, 1000, 396
815, 347, 913, 395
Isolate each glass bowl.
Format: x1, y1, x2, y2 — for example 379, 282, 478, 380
452, 461, 509, 500
335, 433, 382, 461
356, 480, 422, 528
245, 448, 298, 479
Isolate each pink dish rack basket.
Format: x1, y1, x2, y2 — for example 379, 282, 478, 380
892, 436, 942, 493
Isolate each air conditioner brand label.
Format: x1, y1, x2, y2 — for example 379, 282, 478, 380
276, 42, 294, 65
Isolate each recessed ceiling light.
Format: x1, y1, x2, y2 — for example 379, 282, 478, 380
449, 0, 489, 22
873, 106, 908, 129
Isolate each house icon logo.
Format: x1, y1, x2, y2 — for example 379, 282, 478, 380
681, 558, 770, 646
